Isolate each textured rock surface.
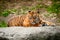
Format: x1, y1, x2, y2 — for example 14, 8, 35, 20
0, 26, 60, 40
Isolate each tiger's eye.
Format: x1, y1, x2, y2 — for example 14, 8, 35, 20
33, 16, 36, 19
33, 16, 37, 19
29, 17, 32, 19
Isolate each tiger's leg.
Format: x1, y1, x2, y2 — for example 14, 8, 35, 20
41, 22, 47, 26
41, 21, 55, 27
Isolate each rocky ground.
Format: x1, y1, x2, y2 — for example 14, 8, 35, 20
0, 26, 60, 40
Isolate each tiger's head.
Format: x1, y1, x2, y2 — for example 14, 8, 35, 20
23, 10, 42, 26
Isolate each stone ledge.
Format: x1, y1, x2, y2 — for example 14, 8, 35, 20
0, 26, 60, 40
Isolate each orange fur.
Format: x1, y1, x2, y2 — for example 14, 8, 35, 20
23, 11, 42, 27
8, 15, 26, 27
8, 10, 55, 27
41, 20, 55, 26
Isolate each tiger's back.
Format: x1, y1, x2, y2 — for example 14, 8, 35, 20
8, 15, 26, 27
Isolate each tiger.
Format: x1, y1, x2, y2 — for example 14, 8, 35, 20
8, 10, 55, 27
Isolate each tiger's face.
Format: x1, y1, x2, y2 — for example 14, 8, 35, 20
26, 10, 41, 25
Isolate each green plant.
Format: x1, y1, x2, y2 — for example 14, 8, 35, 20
58, 20, 60, 22
29, 4, 43, 10
22, 6, 29, 10
52, 0, 60, 2
1, 10, 10, 17
29, 6, 36, 10
36, 4, 43, 8
44, 13, 51, 17
0, 21, 7, 27
1, 9, 17, 17
46, 3, 60, 14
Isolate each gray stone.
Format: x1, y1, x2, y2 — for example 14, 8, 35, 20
0, 26, 60, 40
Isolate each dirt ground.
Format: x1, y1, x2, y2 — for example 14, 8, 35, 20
0, 0, 60, 26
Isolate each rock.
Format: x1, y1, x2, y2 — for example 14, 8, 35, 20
0, 26, 60, 40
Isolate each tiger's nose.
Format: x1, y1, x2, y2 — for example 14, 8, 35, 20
31, 22, 36, 25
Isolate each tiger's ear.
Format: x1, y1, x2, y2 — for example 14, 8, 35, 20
28, 11, 31, 13
28, 11, 34, 15
28, 11, 31, 14
37, 11, 40, 13
37, 9, 40, 13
